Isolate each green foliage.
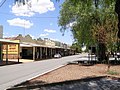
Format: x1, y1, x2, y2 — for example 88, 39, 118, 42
59, 0, 118, 51
71, 42, 82, 53
107, 70, 119, 75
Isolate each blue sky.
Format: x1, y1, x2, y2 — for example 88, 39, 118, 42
0, 0, 74, 45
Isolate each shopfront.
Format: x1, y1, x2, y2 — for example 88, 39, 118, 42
0, 39, 20, 63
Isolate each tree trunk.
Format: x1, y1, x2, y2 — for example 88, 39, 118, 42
98, 43, 107, 62
96, 27, 107, 62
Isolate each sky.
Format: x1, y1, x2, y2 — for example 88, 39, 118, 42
0, 0, 74, 45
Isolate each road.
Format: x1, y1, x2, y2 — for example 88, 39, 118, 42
0, 53, 88, 90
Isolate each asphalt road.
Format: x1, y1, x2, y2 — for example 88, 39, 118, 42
0, 53, 88, 90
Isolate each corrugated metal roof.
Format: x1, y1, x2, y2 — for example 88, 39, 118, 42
20, 42, 56, 48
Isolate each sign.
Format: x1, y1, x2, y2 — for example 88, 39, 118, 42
3, 44, 18, 54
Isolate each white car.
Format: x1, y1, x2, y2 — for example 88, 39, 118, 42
54, 53, 61, 58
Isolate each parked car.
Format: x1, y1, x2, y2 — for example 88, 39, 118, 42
54, 53, 61, 58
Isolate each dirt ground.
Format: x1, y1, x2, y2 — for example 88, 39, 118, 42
29, 64, 120, 84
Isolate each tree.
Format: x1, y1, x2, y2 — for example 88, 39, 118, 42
71, 42, 82, 53
58, 0, 117, 62
14, 0, 28, 4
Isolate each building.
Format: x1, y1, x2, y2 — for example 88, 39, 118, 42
3, 34, 75, 60
0, 39, 20, 63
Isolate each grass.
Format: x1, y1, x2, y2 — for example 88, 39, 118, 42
107, 70, 119, 75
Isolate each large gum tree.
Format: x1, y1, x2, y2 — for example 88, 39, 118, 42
58, 0, 118, 62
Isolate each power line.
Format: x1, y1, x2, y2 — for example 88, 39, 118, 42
0, 0, 7, 7
0, 1, 58, 19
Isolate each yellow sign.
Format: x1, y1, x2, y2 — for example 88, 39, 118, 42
3, 44, 18, 54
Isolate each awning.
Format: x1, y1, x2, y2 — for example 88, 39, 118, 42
20, 43, 32, 47
0, 39, 20, 44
